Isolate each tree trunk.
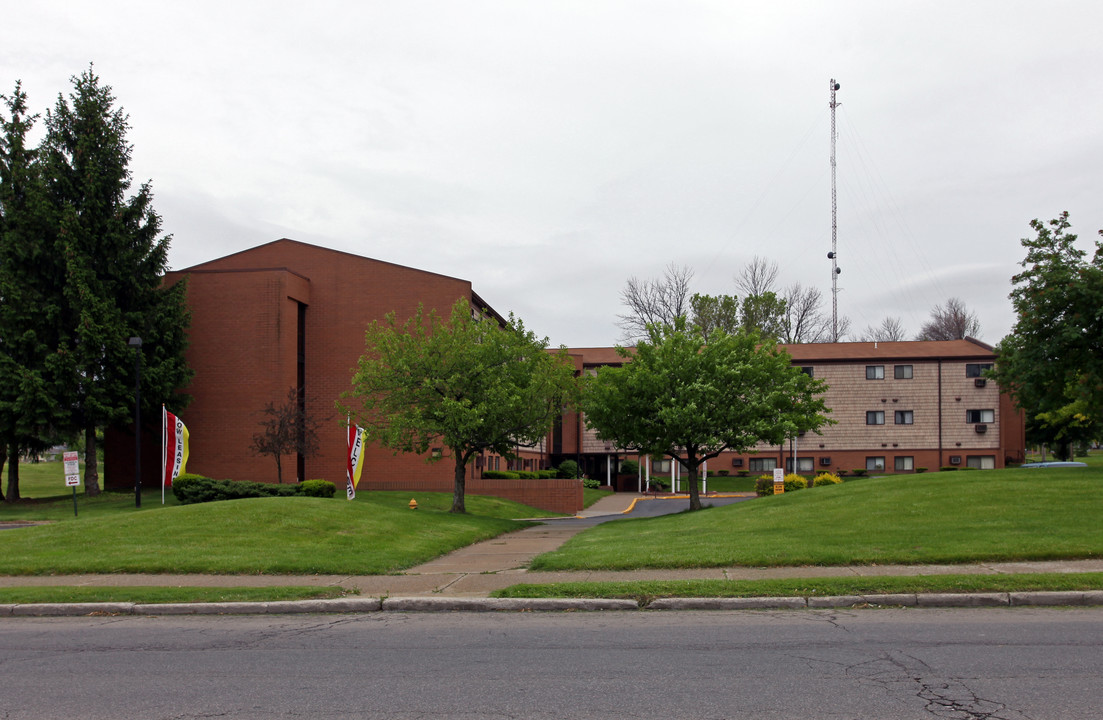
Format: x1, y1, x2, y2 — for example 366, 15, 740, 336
275, 454, 283, 484
84, 424, 101, 496
450, 451, 467, 514
6, 445, 20, 502
685, 455, 702, 511
0, 442, 6, 502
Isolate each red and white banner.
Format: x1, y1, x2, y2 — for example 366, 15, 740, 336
346, 421, 367, 500
162, 406, 190, 491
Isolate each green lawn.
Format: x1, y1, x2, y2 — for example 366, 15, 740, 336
0, 491, 539, 575
0, 586, 349, 604
530, 465, 1103, 570
2, 457, 106, 499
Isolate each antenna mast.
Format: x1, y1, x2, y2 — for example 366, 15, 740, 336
828, 78, 841, 342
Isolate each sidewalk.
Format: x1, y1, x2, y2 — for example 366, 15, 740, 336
3, 493, 1103, 613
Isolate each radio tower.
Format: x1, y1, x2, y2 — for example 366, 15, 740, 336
828, 79, 841, 342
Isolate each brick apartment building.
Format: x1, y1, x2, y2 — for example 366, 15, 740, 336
104, 239, 579, 513
553, 339, 1026, 486
106, 239, 1024, 508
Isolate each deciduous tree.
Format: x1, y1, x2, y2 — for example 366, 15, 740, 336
250, 387, 322, 484
346, 298, 578, 514
992, 213, 1103, 459
582, 319, 831, 511
860, 317, 908, 343
915, 297, 980, 341
617, 263, 693, 343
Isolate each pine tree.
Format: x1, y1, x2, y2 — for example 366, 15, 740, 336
40, 67, 191, 495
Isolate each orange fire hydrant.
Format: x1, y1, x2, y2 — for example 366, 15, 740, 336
408, 498, 418, 510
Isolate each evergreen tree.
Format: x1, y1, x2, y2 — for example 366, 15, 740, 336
40, 67, 191, 495
0, 82, 67, 502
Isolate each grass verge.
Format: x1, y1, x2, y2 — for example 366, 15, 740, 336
492, 572, 1103, 602
0, 493, 536, 575
0, 586, 350, 604
531, 465, 1103, 570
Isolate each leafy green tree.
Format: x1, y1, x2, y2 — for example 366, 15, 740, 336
40, 67, 191, 494
740, 290, 787, 341
346, 298, 579, 513
689, 293, 739, 343
582, 319, 831, 511
992, 213, 1103, 459
0, 82, 67, 502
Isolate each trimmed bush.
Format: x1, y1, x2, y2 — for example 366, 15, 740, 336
300, 479, 336, 498
850, 469, 868, 477
649, 477, 671, 491
755, 474, 775, 496
915, 467, 928, 474
482, 470, 520, 479
715, 469, 730, 476
940, 466, 959, 472
783, 473, 807, 492
619, 459, 640, 476
515, 471, 537, 480
537, 470, 558, 479
172, 474, 301, 504
736, 470, 749, 477
556, 460, 579, 479
813, 472, 842, 486
583, 477, 601, 489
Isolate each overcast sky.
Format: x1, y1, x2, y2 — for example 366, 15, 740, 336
7, 1, 1102, 347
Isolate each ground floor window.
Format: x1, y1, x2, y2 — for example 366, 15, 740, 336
785, 457, 814, 473
749, 457, 777, 472
652, 459, 671, 474
894, 456, 914, 471
866, 456, 885, 471
966, 455, 996, 469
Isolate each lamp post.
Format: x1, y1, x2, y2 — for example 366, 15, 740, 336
128, 337, 142, 508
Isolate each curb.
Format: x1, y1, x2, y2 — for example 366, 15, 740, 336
3, 591, 1103, 617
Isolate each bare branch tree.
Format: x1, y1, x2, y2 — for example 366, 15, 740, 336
915, 297, 981, 341
782, 282, 831, 343
734, 255, 779, 297
616, 263, 694, 342
860, 316, 908, 342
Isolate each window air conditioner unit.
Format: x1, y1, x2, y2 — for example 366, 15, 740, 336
975, 378, 987, 388
731, 458, 744, 468
820, 457, 832, 466
950, 455, 962, 465
975, 424, 988, 434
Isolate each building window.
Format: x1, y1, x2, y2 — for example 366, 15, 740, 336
894, 456, 914, 471
966, 409, 995, 424
653, 459, 671, 474
749, 457, 777, 472
785, 457, 814, 473
966, 363, 993, 378
866, 411, 885, 425
894, 410, 914, 425
866, 365, 885, 380
800, 366, 814, 377
819, 456, 832, 466
866, 456, 886, 471
966, 455, 996, 470
731, 458, 744, 468
894, 364, 913, 379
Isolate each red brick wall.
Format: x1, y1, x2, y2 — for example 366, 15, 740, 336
362, 477, 583, 514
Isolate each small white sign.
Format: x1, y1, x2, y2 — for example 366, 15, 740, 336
772, 468, 784, 483
63, 451, 80, 487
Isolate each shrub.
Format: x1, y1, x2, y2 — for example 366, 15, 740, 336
715, 469, 730, 476
482, 470, 519, 479
649, 477, 671, 491
582, 477, 601, 489
515, 471, 537, 479
299, 479, 336, 498
850, 469, 868, 477
556, 460, 579, 479
783, 473, 807, 492
736, 470, 749, 477
172, 474, 303, 504
755, 474, 775, 496
940, 466, 959, 472
812, 472, 842, 486
537, 470, 558, 479
915, 467, 928, 474
619, 459, 639, 476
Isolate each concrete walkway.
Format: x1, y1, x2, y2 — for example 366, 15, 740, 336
3, 493, 1103, 600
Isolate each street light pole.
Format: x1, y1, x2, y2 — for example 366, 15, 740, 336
128, 337, 142, 508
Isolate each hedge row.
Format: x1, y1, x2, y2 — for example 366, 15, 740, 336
172, 474, 336, 504
481, 470, 559, 480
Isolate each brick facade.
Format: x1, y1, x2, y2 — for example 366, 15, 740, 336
104, 239, 581, 514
